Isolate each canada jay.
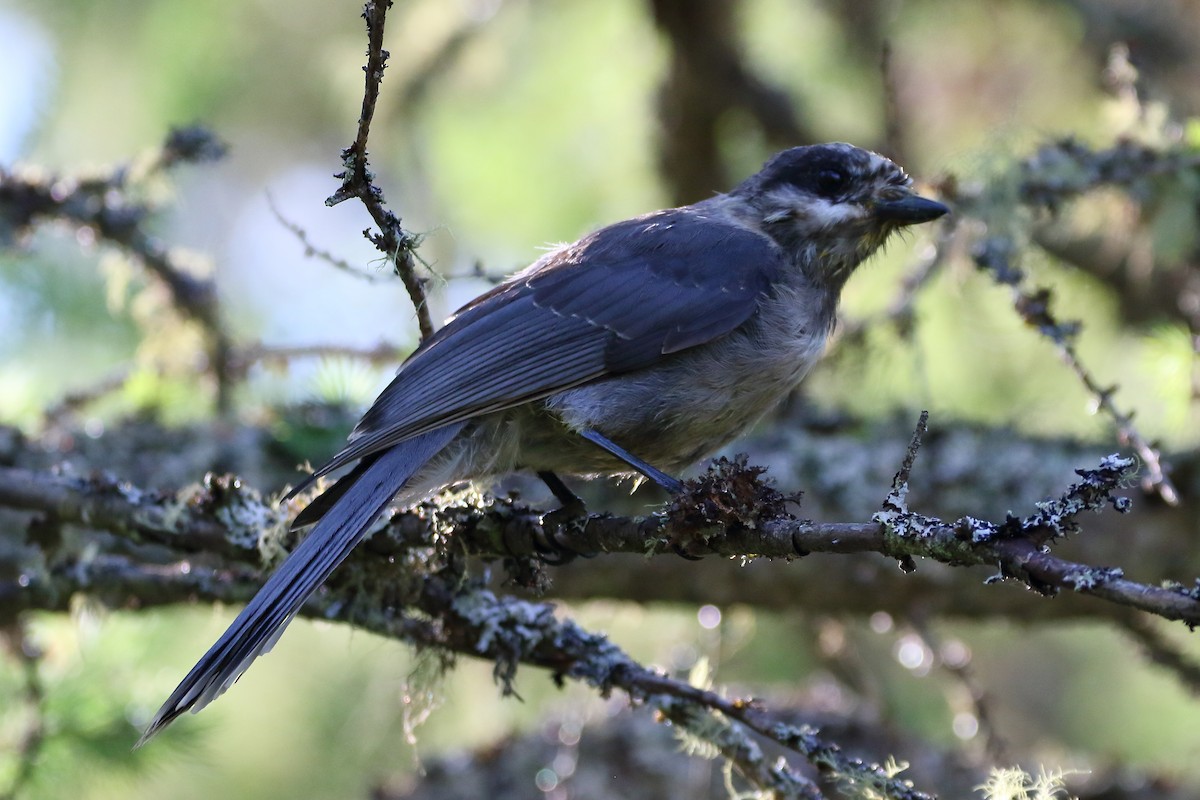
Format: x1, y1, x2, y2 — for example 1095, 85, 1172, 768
140, 143, 947, 742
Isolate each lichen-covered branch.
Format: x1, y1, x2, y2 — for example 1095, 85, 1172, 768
0, 127, 233, 411
971, 232, 1180, 506
0, 420, 1188, 795
337, 574, 929, 800
1, 429, 1193, 630
946, 137, 1195, 506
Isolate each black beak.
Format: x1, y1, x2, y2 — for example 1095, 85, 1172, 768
874, 194, 949, 225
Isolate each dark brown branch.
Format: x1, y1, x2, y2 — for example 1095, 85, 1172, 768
326, 0, 433, 340
1117, 612, 1200, 694
0, 623, 47, 800
648, 0, 812, 205
879, 39, 909, 166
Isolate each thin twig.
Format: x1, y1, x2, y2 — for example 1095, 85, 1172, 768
838, 218, 956, 345
41, 366, 135, 427
326, 0, 433, 340
1117, 613, 1200, 695
0, 623, 47, 800
232, 341, 406, 374
265, 193, 394, 284
972, 236, 1179, 505
879, 39, 909, 166
907, 615, 1008, 764
896, 410, 928, 488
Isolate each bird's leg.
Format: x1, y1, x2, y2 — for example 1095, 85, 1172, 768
576, 429, 685, 494
535, 470, 590, 564
537, 470, 586, 513
574, 431, 703, 561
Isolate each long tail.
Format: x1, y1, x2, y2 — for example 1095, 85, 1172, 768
138, 424, 462, 745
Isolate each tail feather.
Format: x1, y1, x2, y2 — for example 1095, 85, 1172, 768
138, 424, 462, 746
289, 453, 382, 531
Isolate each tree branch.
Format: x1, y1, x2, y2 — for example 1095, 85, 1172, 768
647, 0, 813, 205
1, 437, 1193, 629
325, 0, 433, 340
0, 127, 234, 412
948, 137, 1196, 505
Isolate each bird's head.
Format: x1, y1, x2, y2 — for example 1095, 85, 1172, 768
735, 143, 948, 289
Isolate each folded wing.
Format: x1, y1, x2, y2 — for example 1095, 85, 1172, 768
286, 208, 785, 499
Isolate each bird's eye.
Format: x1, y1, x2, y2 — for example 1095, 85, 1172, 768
815, 168, 848, 197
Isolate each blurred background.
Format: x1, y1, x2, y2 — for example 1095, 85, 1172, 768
1, 0, 1199, 798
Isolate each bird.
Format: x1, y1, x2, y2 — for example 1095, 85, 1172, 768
139, 142, 947, 743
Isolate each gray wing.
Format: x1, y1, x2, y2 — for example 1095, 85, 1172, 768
286, 208, 785, 496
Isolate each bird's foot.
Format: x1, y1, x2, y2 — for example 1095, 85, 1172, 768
535, 498, 595, 565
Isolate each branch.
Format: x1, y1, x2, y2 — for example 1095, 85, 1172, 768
648, 0, 813, 205
0, 475, 941, 796
1117, 613, 1200, 695
7, 408, 1197, 620
338, 572, 929, 799
265, 193, 395, 284
972, 234, 1180, 505
40, 340, 410, 424
0, 623, 46, 800
879, 39, 910, 167
0, 432, 1183, 796
836, 215, 956, 346
946, 137, 1194, 506
41, 366, 136, 427
325, 0, 433, 340
0, 127, 234, 411
1, 435, 1193, 627
228, 341, 407, 377
382, 694, 1190, 800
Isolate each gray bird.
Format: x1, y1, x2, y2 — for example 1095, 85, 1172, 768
140, 142, 947, 743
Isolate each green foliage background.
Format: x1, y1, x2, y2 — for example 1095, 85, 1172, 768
1, 0, 1198, 797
